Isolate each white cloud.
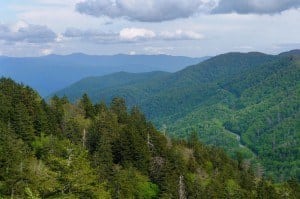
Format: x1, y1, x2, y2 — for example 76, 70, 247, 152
129, 51, 136, 55
119, 28, 156, 41
41, 48, 53, 55
160, 30, 204, 40
55, 33, 64, 42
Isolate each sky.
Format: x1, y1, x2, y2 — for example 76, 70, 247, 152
0, 0, 300, 57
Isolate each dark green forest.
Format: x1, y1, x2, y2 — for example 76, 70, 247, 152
52, 51, 300, 181
1, 78, 299, 198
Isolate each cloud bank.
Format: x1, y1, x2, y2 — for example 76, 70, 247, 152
63, 28, 118, 43
76, 0, 217, 22
76, 0, 300, 22
63, 27, 203, 43
0, 22, 57, 44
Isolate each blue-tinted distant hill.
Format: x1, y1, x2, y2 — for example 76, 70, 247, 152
0, 53, 208, 96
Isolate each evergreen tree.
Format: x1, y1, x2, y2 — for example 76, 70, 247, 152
110, 97, 127, 123
80, 93, 95, 119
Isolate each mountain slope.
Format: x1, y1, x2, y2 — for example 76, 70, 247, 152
0, 53, 206, 96
168, 56, 300, 181
279, 49, 300, 57
52, 51, 300, 181
51, 71, 171, 102
54, 52, 276, 119
3, 78, 298, 198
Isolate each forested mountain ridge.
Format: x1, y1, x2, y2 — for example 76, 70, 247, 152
279, 49, 300, 57
52, 50, 300, 181
2, 78, 299, 198
50, 71, 171, 102
53, 52, 277, 114
0, 53, 206, 96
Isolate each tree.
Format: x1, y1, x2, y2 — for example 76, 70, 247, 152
110, 97, 127, 123
80, 93, 95, 119
10, 102, 35, 142
113, 167, 159, 199
45, 138, 111, 198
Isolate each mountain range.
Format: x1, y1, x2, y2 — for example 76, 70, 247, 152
0, 53, 207, 96
52, 50, 300, 181
2, 78, 297, 198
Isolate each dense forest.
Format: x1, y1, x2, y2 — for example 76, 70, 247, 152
52, 51, 300, 181
1, 78, 299, 198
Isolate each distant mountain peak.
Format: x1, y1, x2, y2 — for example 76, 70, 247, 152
217, 51, 269, 57
1, 54, 206, 96
279, 49, 300, 57
69, 52, 88, 56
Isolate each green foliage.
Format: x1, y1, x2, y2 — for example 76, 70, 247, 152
52, 52, 299, 181
0, 78, 299, 198
113, 167, 159, 199
80, 93, 96, 119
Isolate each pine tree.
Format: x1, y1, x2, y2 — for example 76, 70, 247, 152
110, 97, 127, 123
80, 93, 95, 119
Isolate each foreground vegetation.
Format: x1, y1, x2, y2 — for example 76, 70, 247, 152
0, 78, 299, 198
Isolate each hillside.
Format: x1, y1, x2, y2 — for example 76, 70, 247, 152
2, 78, 299, 198
53, 51, 300, 181
279, 49, 300, 57
0, 53, 206, 96
51, 71, 171, 102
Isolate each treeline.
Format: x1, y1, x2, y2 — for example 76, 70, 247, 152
0, 78, 299, 198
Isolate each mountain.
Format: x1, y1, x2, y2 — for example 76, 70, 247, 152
279, 49, 300, 57
279, 50, 300, 61
52, 50, 300, 181
52, 71, 171, 102
0, 53, 207, 96
1, 78, 298, 198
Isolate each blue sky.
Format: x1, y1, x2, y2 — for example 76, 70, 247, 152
0, 0, 300, 57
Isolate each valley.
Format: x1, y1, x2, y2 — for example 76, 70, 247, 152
1, 1, 300, 198
52, 50, 300, 181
